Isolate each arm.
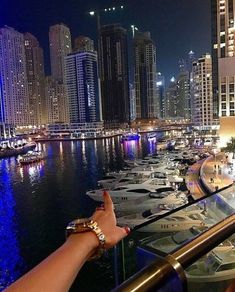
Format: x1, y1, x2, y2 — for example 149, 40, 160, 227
6, 191, 129, 292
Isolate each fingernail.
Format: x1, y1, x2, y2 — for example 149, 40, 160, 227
124, 226, 131, 235
103, 190, 108, 196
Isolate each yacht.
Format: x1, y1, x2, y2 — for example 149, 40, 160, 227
17, 151, 43, 165
117, 209, 207, 232
0, 140, 36, 158
115, 190, 188, 215
86, 179, 172, 203
186, 248, 235, 282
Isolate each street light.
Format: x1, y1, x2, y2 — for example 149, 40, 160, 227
131, 24, 139, 38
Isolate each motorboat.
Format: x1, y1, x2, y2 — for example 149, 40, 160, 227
115, 190, 188, 215
0, 140, 36, 158
186, 247, 235, 282
86, 179, 172, 203
17, 151, 43, 165
117, 209, 207, 232
146, 226, 208, 253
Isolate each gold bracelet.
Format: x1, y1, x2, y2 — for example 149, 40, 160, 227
66, 218, 106, 261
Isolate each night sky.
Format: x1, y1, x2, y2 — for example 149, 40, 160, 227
0, 0, 211, 82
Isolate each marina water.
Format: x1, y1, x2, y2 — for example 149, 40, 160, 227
0, 135, 161, 291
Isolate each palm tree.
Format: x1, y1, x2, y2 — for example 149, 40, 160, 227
224, 137, 235, 160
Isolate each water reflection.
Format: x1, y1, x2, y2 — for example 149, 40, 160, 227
0, 160, 24, 287
0, 136, 161, 291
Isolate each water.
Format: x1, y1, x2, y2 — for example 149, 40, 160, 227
0, 135, 160, 291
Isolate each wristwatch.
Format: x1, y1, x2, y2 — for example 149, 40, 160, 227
65, 218, 106, 260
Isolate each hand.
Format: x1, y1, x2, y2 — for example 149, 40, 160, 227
92, 191, 130, 249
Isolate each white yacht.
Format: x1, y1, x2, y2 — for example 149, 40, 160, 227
117, 209, 207, 232
115, 190, 188, 215
186, 248, 235, 282
86, 179, 172, 203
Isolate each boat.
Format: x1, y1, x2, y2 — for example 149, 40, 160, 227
121, 132, 140, 142
0, 140, 36, 158
186, 247, 235, 282
117, 209, 207, 232
146, 226, 208, 253
86, 179, 172, 203
17, 151, 43, 165
115, 190, 188, 215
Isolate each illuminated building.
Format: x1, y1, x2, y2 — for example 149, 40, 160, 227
192, 54, 213, 130
164, 77, 177, 119
156, 72, 165, 119
129, 83, 136, 121
64, 49, 101, 123
45, 76, 65, 123
74, 36, 94, 52
134, 31, 158, 119
24, 33, 46, 126
0, 26, 30, 126
212, 0, 235, 120
49, 23, 72, 123
100, 24, 130, 125
212, 0, 235, 143
49, 23, 72, 82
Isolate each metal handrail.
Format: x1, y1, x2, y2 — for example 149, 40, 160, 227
114, 213, 235, 292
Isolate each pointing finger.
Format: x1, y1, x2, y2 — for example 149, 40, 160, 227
103, 190, 114, 212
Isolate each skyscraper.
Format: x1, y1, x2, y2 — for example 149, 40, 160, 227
134, 31, 158, 119
74, 36, 94, 52
164, 77, 177, 119
100, 24, 130, 125
156, 72, 165, 119
49, 23, 72, 123
24, 32, 46, 126
192, 54, 213, 129
176, 70, 191, 120
64, 50, 101, 123
49, 23, 72, 82
0, 26, 30, 126
45, 76, 65, 124
211, 0, 235, 120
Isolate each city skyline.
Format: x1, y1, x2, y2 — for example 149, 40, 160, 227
0, 0, 211, 80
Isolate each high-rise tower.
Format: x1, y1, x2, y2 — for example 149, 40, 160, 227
0, 26, 30, 126
100, 24, 130, 125
212, 0, 235, 119
134, 31, 158, 119
24, 33, 46, 126
49, 23, 72, 82
48, 24, 72, 123
192, 54, 213, 129
65, 49, 101, 123
212, 0, 235, 143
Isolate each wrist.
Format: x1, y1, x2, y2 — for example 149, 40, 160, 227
66, 232, 99, 259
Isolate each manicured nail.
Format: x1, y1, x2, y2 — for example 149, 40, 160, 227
103, 190, 108, 196
124, 226, 131, 235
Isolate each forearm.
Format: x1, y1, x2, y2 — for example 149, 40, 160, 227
6, 232, 98, 292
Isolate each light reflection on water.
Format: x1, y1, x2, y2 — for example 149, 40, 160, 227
0, 135, 160, 291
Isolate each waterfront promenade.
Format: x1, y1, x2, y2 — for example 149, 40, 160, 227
186, 152, 234, 200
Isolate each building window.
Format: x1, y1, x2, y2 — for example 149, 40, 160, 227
229, 83, 234, 92
221, 84, 226, 93
221, 103, 226, 110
